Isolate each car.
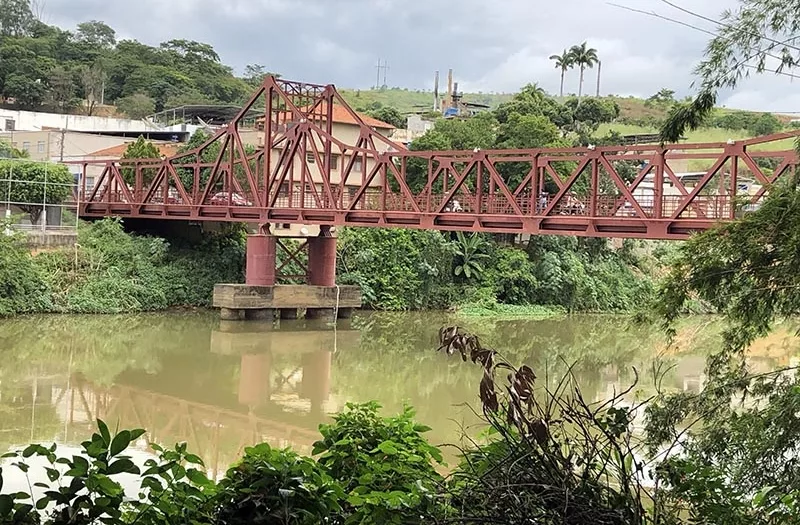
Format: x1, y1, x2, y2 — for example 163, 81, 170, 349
208, 192, 252, 206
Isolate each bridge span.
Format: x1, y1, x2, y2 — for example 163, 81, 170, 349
68, 76, 798, 241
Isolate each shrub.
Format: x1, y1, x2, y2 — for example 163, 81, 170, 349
214, 443, 344, 525
337, 228, 456, 310
0, 230, 51, 316
313, 402, 446, 524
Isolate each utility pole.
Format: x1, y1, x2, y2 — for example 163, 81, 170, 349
59, 116, 68, 162
375, 59, 389, 89
596, 61, 602, 97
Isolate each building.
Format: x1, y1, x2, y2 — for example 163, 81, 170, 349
0, 108, 160, 135
252, 104, 397, 236
81, 141, 183, 192
390, 115, 435, 146
0, 130, 142, 163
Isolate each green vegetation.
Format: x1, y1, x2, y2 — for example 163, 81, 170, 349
338, 227, 661, 313
0, 218, 244, 316
341, 88, 514, 116
0, 1, 251, 114
635, 177, 800, 523
660, 0, 800, 145
0, 159, 73, 224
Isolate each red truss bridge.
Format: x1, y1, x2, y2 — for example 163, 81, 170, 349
70, 76, 800, 240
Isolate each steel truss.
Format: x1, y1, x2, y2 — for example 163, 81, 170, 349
69, 76, 800, 240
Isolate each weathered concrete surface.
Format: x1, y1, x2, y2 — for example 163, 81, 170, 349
213, 284, 362, 310
23, 230, 77, 251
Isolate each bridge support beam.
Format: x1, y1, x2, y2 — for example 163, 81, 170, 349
306, 226, 338, 321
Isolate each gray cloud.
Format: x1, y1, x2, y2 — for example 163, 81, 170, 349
39, 0, 799, 113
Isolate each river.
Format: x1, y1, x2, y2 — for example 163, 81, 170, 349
0, 311, 797, 479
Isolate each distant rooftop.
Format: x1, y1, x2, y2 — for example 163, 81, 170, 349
149, 105, 261, 126
87, 142, 182, 158
255, 103, 394, 130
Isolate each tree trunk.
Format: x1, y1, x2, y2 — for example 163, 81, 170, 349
560, 69, 565, 97
578, 66, 585, 101
22, 205, 43, 226
596, 61, 602, 97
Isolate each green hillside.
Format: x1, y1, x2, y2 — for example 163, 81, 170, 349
338, 88, 514, 115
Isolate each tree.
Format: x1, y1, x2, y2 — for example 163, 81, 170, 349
47, 66, 77, 111
568, 42, 599, 101
366, 106, 405, 129
0, 160, 74, 224
80, 61, 106, 115
160, 39, 220, 66
646, 88, 675, 107
115, 93, 155, 119
549, 49, 573, 97
0, 0, 34, 36
243, 63, 279, 87
646, 181, 800, 523
494, 83, 573, 129
75, 20, 116, 49
661, 0, 800, 143
5, 73, 46, 108
495, 113, 562, 187
120, 136, 161, 186
565, 96, 620, 133
0, 139, 27, 159
751, 112, 782, 135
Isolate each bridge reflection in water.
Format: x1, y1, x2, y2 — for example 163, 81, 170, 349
9, 320, 357, 478
3, 314, 800, 479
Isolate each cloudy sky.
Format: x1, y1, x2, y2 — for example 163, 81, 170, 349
39, 0, 800, 113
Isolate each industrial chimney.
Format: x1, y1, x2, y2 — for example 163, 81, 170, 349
434, 71, 440, 111
447, 69, 453, 110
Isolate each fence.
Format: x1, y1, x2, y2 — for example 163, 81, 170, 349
0, 157, 80, 236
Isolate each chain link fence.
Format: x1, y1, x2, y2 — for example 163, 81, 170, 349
0, 157, 80, 240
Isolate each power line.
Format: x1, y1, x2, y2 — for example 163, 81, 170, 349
657, 0, 800, 53
607, 3, 800, 83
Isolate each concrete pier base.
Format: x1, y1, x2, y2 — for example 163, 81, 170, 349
213, 284, 361, 321
306, 308, 336, 322
280, 309, 299, 320
244, 308, 274, 322
220, 307, 242, 321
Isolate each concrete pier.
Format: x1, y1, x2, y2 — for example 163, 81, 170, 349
213, 284, 362, 320
215, 225, 360, 321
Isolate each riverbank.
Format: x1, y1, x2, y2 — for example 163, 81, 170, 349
1, 218, 672, 318
0, 218, 245, 317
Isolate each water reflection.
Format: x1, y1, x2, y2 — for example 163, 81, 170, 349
0, 312, 798, 477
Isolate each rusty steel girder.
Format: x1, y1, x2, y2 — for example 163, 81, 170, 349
69, 76, 800, 240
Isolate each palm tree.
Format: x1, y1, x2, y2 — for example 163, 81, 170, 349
549, 49, 573, 98
569, 42, 599, 101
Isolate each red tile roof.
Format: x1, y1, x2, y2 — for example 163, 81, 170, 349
257, 103, 395, 130
87, 142, 181, 158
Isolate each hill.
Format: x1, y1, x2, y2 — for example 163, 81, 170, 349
338, 87, 514, 115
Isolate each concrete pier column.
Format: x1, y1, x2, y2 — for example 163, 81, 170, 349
220, 308, 243, 321
301, 350, 332, 416
246, 234, 277, 286
306, 226, 337, 320
280, 309, 299, 320
238, 352, 272, 408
